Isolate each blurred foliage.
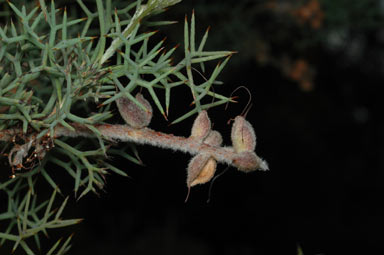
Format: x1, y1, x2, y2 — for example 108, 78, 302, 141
161, 0, 384, 91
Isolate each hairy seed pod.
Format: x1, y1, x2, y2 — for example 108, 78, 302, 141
231, 116, 256, 153
116, 93, 153, 128
190, 110, 211, 140
187, 153, 217, 187
232, 151, 269, 172
203, 130, 222, 146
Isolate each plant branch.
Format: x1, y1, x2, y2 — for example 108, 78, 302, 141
0, 123, 268, 171
99, 0, 182, 65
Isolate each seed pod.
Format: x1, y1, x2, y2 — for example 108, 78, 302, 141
232, 151, 269, 172
231, 116, 256, 153
187, 153, 217, 187
116, 93, 153, 128
8, 140, 33, 170
190, 110, 211, 140
203, 130, 223, 146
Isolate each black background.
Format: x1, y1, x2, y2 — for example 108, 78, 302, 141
71, 1, 384, 254
3, 0, 384, 254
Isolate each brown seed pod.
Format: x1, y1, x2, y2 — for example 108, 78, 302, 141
232, 151, 269, 172
186, 153, 217, 188
203, 130, 222, 146
116, 93, 153, 128
190, 110, 211, 140
231, 116, 256, 153
192, 157, 217, 186
8, 142, 31, 170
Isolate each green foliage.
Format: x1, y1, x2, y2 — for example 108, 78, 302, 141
0, 0, 234, 253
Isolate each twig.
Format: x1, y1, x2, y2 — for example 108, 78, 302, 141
0, 123, 268, 171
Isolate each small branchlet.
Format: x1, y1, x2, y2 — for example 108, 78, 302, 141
1, 103, 268, 182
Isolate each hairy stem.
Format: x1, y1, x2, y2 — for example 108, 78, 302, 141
0, 123, 267, 170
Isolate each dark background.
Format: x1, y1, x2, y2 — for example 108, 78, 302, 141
70, 1, 384, 254
3, 0, 384, 254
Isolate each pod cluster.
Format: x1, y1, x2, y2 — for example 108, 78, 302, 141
186, 110, 223, 188
116, 96, 268, 194
186, 111, 268, 190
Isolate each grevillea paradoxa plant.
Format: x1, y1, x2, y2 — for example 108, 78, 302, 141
0, 0, 268, 253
